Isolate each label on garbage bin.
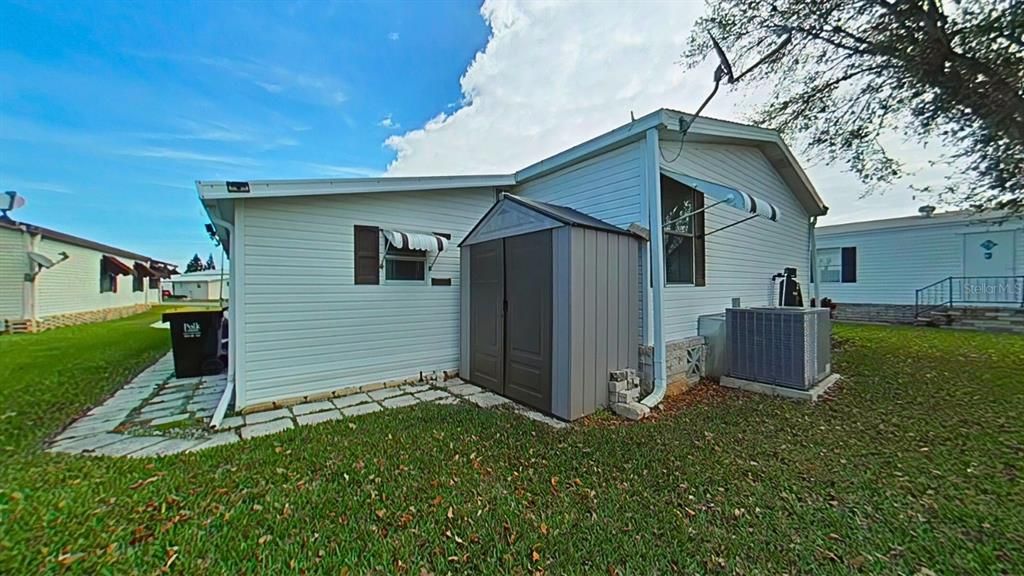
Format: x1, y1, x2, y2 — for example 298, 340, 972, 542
183, 321, 202, 338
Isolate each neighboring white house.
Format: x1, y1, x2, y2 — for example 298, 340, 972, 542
198, 108, 828, 417
0, 218, 176, 333
811, 209, 1024, 322
168, 269, 229, 301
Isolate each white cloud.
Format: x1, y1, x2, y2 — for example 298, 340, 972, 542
299, 163, 384, 178
384, 0, 955, 225
120, 147, 257, 167
378, 113, 400, 129
194, 55, 347, 107
388, 32, 400, 41
3, 180, 75, 195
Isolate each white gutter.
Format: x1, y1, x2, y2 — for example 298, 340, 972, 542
809, 216, 820, 305
208, 215, 235, 430
641, 128, 667, 408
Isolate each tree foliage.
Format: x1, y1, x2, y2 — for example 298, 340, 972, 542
684, 0, 1023, 213
185, 253, 204, 273
205, 253, 216, 271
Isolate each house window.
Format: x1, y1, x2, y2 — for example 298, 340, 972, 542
148, 277, 159, 289
663, 183, 696, 284
100, 272, 117, 293
816, 248, 842, 283
384, 246, 427, 282
133, 272, 144, 292
816, 247, 857, 283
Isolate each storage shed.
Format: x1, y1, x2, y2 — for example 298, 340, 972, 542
459, 194, 642, 421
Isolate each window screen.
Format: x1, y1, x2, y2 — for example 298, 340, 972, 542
384, 247, 427, 282
662, 183, 696, 284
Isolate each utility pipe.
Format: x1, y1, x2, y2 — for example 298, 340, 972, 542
641, 128, 668, 408
208, 216, 235, 430
809, 216, 820, 306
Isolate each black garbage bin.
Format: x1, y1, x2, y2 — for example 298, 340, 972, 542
163, 309, 225, 378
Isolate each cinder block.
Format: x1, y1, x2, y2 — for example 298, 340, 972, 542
609, 370, 630, 382
611, 389, 640, 404
612, 401, 650, 421
608, 380, 629, 393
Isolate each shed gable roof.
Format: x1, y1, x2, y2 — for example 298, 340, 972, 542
461, 194, 630, 247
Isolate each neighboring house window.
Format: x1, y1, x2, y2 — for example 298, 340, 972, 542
133, 272, 144, 292
661, 177, 706, 285
816, 247, 857, 283
816, 248, 842, 283
384, 246, 427, 282
100, 271, 117, 293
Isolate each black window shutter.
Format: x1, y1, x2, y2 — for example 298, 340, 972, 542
693, 190, 706, 287
841, 246, 857, 283
354, 225, 380, 285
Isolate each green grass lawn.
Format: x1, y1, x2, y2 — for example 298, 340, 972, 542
1, 310, 1022, 574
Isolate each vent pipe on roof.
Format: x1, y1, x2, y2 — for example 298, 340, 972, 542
918, 205, 936, 218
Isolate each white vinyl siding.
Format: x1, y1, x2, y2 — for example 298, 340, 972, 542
34, 237, 151, 317
238, 188, 495, 408
0, 227, 26, 327
171, 280, 224, 300
513, 141, 645, 228
812, 219, 1024, 305
659, 141, 812, 341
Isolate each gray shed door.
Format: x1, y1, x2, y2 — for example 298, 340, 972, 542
468, 231, 553, 414
503, 231, 552, 412
469, 239, 504, 393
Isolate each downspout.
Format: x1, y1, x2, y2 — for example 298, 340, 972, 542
641, 128, 667, 408
809, 216, 820, 306
208, 216, 235, 429
19, 226, 39, 322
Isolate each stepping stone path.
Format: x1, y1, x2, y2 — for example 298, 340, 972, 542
47, 358, 569, 458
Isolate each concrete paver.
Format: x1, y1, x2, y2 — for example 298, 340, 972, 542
414, 389, 451, 402
332, 393, 372, 408
187, 431, 241, 452
297, 410, 344, 426
244, 408, 291, 425
368, 388, 403, 401
465, 392, 511, 408
381, 395, 421, 409
448, 383, 484, 396
93, 436, 166, 457
241, 418, 294, 439
292, 401, 335, 416
341, 402, 383, 417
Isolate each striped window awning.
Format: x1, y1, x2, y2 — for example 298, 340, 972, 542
662, 168, 781, 222
102, 255, 134, 275
382, 230, 449, 252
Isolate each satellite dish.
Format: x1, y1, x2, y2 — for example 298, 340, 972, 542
2, 191, 25, 218
28, 251, 56, 268
709, 33, 735, 83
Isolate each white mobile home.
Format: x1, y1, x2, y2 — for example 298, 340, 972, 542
198, 109, 828, 418
812, 209, 1024, 323
0, 218, 175, 333
168, 269, 229, 301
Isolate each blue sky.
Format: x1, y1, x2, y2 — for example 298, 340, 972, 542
0, 0, 489, 264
